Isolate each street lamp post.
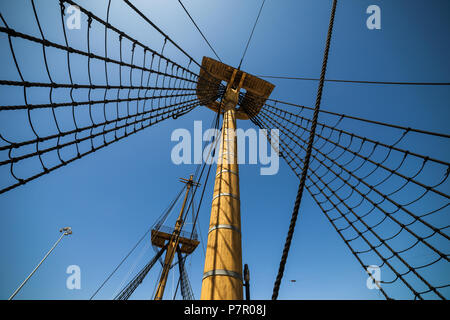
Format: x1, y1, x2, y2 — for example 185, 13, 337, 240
8, 227, 72, 300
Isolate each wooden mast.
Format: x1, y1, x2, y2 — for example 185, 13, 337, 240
201, 71, 244, 299
196, 57, 274, 300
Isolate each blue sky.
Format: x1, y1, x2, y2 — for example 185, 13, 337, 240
0, 0, 449, 300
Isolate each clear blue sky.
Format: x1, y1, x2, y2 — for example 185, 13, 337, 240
0, 0, 449, 300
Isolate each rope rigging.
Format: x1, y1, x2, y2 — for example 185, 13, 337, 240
177, 0, 222, 62
0, 0, 222, 195
237, 73, 450, 298
237, 0, 266, 70
0, 0, 448, 301
270, 0, 338, 300
114, 244, 168, 300
243, 91, 449, 299
266, 98, 450, 139
257, 75, 450, 86
176, 247, 196, 300
90, 183, 187, 300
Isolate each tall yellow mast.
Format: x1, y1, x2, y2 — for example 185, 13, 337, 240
196, 57, 274, 300
202, 75, 243, 300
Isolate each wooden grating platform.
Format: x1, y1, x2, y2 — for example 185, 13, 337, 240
151, 229, 200, 254
196, 56, 275, 120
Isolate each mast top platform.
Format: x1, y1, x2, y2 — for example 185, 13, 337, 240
196, 56, 275, 120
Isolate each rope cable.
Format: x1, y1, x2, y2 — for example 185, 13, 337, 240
177, 0, 222, 62
271, 0, 338, 300
258, 75, 450, 86
237, 0, 266, 70
90, 184, 186, 299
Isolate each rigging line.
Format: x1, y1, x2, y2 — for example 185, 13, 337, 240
191, 109, 220, 180
122, 0, 201, 68
0, 99, 201, 194
257, 75, 450, 86
189, 138, 215, 254
261, 103, 450, 165
0, 99, 201, 167
190, 146, 215, 242
266, 99, 450, 139
189, 102, 222, 240
272, 0, 338, 300
64, 0, 194, 76
120, 0, 223, 90
177, 248, 195, 300
261, 117, 448, 294
90, 184, 186, 300
253, 105, 449, 299
257, 107, 450, 242
248, 112, 393, 299
89, 228, 151, 300
273, 119, 450, 208
151, 262, 165, 299
0, 80, 198, 90
254, 120, 394, 299
115, 244, 169, 300
173, 273, 181, 300
0, 25, 196, 83
177, 0, 222, 62
112, 238, 150, 298
193, 197, 207, 259
237, 0, 266, 70
0, 91, 198, 111
113, 183, 185, 298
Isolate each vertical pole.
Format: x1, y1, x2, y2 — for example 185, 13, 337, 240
244, 264, 250, 300
154, 176, 193, 300
201, 85, 243, 300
